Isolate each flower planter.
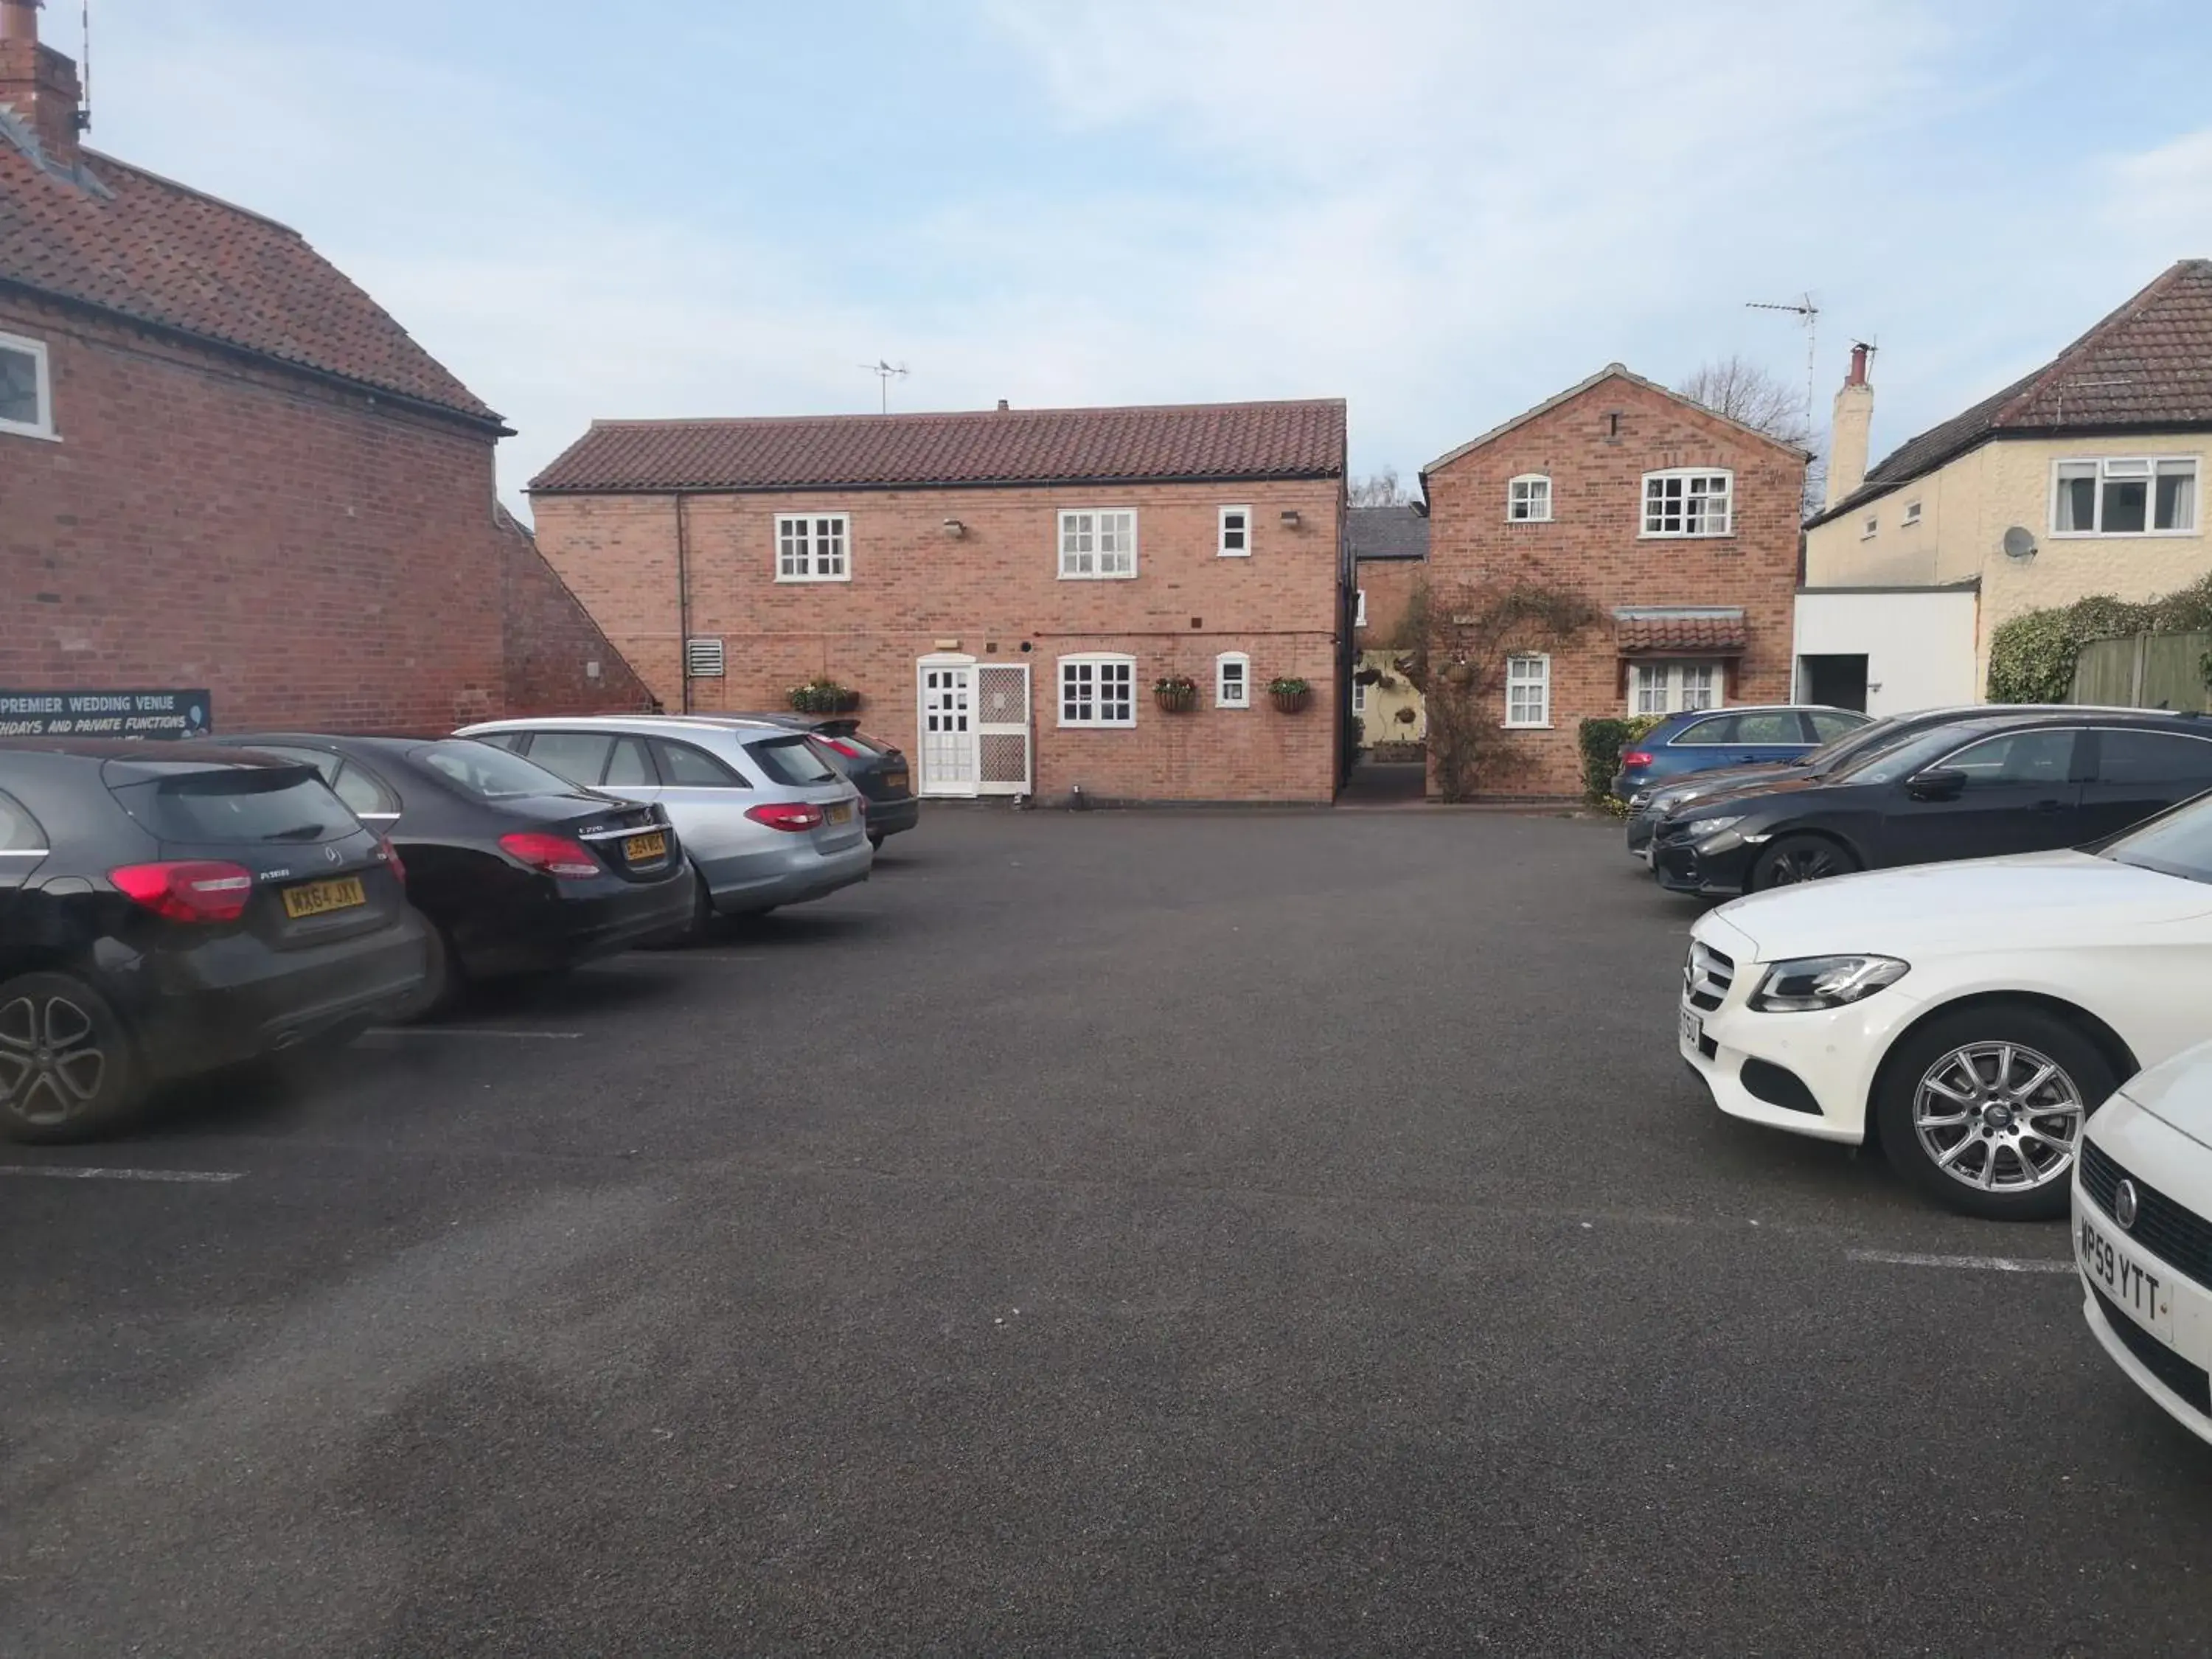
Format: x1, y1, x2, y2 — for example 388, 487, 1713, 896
1270, 687, 1312, 714
788, 685, 862, 714
1153, 685, 1198, 714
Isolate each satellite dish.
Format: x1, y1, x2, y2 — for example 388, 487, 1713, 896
2002, 526, 2038, 560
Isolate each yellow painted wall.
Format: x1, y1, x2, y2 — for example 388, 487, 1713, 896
1354, 647, 1425, 745
1805, 433, 2211, 686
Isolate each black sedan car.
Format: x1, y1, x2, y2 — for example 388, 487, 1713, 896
1652, 709, 2212, 895
0, 740, 426, 1141
720, 714, 918, 848
221, 736, 695, 1012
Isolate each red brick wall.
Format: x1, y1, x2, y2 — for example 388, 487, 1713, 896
531, 479, 1346, 802
1425, 375, 1805, 797
0, 293, 636, 734
497, 510, 655, 717
1355, 558, 1426, 649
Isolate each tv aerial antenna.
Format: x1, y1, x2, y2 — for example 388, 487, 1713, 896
1746, 293, 1820, 436
860, 359, 908, 414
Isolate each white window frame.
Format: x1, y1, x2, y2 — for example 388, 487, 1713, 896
1630, 660, 1725, 715
1503, 653, 1551, 728
2048, 455, 2199, 538
1860, 513, 1879, 539
1217, 505, 1253, 557
0, 330, 56, 442
1058, 509, 1138, 579
1902, 499, 1922, 527
1507, 473, 1553, 522
1351, 677, 1368, 716
1354, 588, 1368, 627
774, 512, 851, 582
1057, 653, 1137, 728
1214, 652, 1251, 709
1640, 468, 1733, 538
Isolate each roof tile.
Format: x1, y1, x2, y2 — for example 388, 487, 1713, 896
1615, 612, 1748, 654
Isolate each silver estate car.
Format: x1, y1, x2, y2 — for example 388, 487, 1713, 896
454, 715, 872, 927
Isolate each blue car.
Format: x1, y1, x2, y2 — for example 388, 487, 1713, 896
1609, 704, 1870, 802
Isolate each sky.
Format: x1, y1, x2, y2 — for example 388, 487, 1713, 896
70, 0, 2212, 509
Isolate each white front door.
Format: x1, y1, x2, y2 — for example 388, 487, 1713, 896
918, 660, 977, 796
974, 663, 1032, 796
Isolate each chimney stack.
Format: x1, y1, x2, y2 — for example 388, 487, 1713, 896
0, 0, 85, 166
1823, 343, 1875, 508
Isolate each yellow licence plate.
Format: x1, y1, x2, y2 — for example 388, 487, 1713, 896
883, 770, 909, 791
623, 831, 669, 864
827, 802, 853, 826
282, 874, 366, 920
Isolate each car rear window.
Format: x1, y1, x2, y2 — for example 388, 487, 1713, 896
652, 739, 748, 788
125, 768, 355, 844
417, 741, 582, 800
1805, 710, 1866, 741
748, 736, 841, 785
2094, 728, 2212, 786
0, 789, 46, 852
2107, 793, 2212, 884
523, 731, 616, 786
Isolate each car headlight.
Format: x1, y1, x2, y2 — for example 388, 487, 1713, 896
1687, 814, 1746, 845
1630, 790, 1652, 809
1749, 955, 1910, 1012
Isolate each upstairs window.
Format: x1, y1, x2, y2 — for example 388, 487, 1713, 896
1861, 513, 1879, 539
776, 513, 849, 580
2053, 457, 2197, 535
1215, 653, 1251, 709
1060, 509, 1137, 578
1902, 500, 1923, 527
0, 330, 53, 440
1642, 469, 1733, 537
1059, 655, 1136, 726
1218, 507, 1252, 557
1507, 474, 1552, 521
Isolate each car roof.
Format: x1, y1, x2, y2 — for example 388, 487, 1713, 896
459, 714, 790, 736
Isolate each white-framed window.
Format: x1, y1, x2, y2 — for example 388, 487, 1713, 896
1508, 473, 1552, 521
2052, 456, 2197, 535
1355, 588, 1368, 627
1504, 654, 1550, 728
0, 330, 55, 441
1351, 677, 1368, 715
776, 512, 849, 581
1630, 660, 1723, 714
1059, 509, 1137, 578
1860, 513, 1879, 539
1215, 652, 1251, 709
1641, 469, 1733, 537
1902, 500, 1922, 527
1058, 654, 1136, 726
1218, 506, 1252, 557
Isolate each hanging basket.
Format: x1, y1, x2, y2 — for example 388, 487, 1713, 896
1270, 686, 1312, 714
1153, 681, 1199, 713
788, 681, 862, 714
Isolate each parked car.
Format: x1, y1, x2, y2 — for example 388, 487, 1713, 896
1652, 709, 2212, 895
1610, 704, 1868, 804
220, 735, 695, 1012
454, 715, 872, 930
703, 714, 917, 849
0, 740, 425, 1142
2074, 1037, 2212, 1445
1680, 785, 2212, 1220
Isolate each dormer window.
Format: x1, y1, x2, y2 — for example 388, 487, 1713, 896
1507, 474, 1552, 522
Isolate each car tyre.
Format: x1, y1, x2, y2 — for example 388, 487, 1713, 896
869, 831, 886, 851
0, 970, 142, 1144
1750, 835, 1859, 890
1874, 1002, 2114, 1221
396, 916, 465, 1021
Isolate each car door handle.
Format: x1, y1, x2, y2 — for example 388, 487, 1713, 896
2028, 799, 2064, 813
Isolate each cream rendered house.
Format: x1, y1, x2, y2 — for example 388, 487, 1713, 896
1798, 260, 2211, 712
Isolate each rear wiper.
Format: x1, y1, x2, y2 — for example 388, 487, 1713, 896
265, 823, 329, 841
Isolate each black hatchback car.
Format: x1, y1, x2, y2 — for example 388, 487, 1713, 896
721, 714, 918, 848
220, 736, 696, 1012
1652, 709, 2212, 895
0, 741, 426, 1141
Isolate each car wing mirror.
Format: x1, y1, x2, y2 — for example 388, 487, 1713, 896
1905, 766, 1967, 801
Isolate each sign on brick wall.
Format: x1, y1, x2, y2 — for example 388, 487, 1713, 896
0, 690, 214, 740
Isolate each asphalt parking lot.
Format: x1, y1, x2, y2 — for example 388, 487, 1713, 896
4, 807, 2208, 1657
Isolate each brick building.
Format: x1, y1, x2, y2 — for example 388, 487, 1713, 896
1422, 364, 1808, 798
528, 400, 1349, 803
0, 0, 644, 733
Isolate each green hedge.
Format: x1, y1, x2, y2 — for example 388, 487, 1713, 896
1577, 714, 1663, 813
1987, 573, 2212, 703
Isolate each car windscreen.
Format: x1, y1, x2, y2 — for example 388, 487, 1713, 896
123, 766, 356, 844
1828, 723, 2002, 785
748, 736, 841, 785
1800, 716, 1911, 772
416, 740, 585, 800
2101, 793, 2212, 884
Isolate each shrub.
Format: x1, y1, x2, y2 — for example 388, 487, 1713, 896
1576, 714, 1665, 814
1986, 573, 2212, 702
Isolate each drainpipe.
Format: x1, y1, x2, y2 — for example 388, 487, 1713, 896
674, 491, 692, 714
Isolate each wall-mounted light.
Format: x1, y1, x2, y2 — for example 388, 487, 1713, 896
1279, 509, 1301, 528
942, 518, 965, 538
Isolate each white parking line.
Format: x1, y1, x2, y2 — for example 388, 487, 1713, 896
0, 1164, 244, 1184
362, 1027, 582, 1040
1848, 1248, 2075, 1275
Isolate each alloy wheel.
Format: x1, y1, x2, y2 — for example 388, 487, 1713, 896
1912, 1040, 2082, 1194
0, 990, 110, 1128
1766, 844, 1847, 885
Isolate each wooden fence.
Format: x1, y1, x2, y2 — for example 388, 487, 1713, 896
2073, 631, 2212, 712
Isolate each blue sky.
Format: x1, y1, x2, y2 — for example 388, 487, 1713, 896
77, 0, 2212, 507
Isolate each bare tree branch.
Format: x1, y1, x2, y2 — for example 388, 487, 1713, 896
1348, 467, 1413, 507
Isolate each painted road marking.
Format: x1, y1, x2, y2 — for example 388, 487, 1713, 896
1848, 1248, 2074, 1275
0, 1165, 244, 1184
363, 1027, 582, 1040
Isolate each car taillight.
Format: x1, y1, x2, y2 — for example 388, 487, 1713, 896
498, 831, 602, 879
1622, 751, 1655, 769
823, 737, 865, 758
745, 802, 825, 832
110, 860, 255, 923
378, 835, 406, 885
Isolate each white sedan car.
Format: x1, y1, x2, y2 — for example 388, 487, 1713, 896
2074, 1038, 2212, 1444
1681, 790, 2212, 1220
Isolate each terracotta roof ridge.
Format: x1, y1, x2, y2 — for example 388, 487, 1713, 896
583, 397, 1348, 430
78, 148, 304, 237
1986, 257, 2202, 429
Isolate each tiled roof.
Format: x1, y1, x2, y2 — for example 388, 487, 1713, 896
1811, 260, 2212, 526
1423, 362, 1811, 478
530, 400, 1348, 493
1613, 608, 1747, 655
0, 136, 502, 426
1348, 504, 1429, 561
